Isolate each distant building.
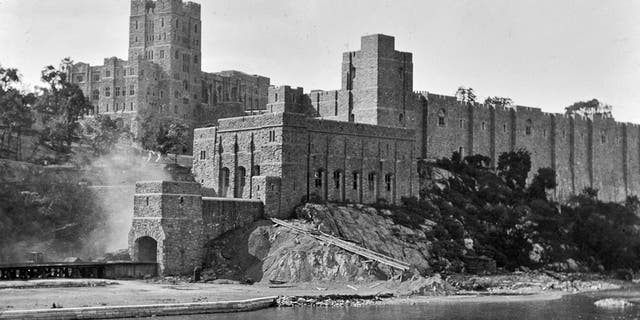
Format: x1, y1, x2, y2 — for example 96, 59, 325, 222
63, 0, 270, 133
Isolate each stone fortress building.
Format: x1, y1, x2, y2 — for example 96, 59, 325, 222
122, 0, 640, 275
63, 0, 270, 129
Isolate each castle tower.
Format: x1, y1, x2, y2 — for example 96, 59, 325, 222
128, 0, 202, 120
342, 34, 413, 128
129, 181, 204, 276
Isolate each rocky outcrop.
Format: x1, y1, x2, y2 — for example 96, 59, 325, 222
295, 203, 433, 271
204, 203, 435, 283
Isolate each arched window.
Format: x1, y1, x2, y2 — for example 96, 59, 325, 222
220, 167, 230, 197
438, 109, 446, 126
525, 119, 532, 135
384, 173, 393, 192
352, 171, 360, 190
252, 165, 260, 176
314, 169, 324, 188
333, 170, 342, 189
367, 172, 377, 192
236, 167, 246, 198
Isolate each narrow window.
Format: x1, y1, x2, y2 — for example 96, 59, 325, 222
367, 173, 376, 192
333, 171, 342, 189
194, 24, 198, 33
525, 119, 532, 135
194, 55, 198, 63
105, 87, 111, 97
437, 109, 446, 127
275, 93, 278, 102
174, 105, 178, 114
503, 124, 507, 133
129, 85, 135, 95
115, 87, 120, 97
481, 121, 486, 130
135, 20, 138, 29
352, 172, 360, 190
459, 119, 464, 128
200, 150, 206, 160
161, 18, 164, 27
315, 169, 324, 188
384, 174, 393, 192
160, 50, 164, 58
459, 147, 464, 155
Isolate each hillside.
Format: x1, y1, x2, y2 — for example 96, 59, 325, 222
203, 151, 640, 283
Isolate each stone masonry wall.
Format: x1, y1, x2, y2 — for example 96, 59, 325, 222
424, 93, 640, 202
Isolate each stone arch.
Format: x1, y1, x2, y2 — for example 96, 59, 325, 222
135, 236, 157, 262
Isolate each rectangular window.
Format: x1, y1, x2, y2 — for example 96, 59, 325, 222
194, 55, 198, 63
115, 87, 120, 97
459, 119, 464, 128
129, 85, 135, 95
200, 150, 206, 160
130, 102, 133, 111
160, 50, 164, 58
105, 87, 111, 97
92, 74, 100, 82
76, 75, 84, 82
175, 50, 179, 59
106, 70, 111, 77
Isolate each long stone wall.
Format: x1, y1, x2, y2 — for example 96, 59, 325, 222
423, 92, 640, 202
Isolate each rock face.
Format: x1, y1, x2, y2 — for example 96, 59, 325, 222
296, 203, 432, 271
204, 203, 434, 283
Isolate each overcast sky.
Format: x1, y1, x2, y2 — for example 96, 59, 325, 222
1, 0, 639, 121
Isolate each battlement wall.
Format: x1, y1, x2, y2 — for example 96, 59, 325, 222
422, 91, 640, 202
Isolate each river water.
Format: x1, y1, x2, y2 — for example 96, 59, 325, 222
145, 288, 640, 320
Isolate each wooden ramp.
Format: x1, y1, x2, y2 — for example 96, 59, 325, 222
271, 218, 411, 271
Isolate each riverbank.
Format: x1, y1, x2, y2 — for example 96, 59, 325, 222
0, 272, 623, 312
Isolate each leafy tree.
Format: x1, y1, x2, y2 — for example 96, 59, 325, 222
564, 99, 612, 118
79, 115, 127, 156
497, 149, 531, 190
136, 107, 190, 162
527, 167, 557, 199
0, 67, 35, 160
34, 63, 93, 154
455, 86, 476, 104
484, 96, 513, 108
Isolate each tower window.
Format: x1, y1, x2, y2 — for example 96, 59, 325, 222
437, 109, 446, 126
503, 124, 507, 133
525, 119, 532, 135
481, 121, 486, 130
